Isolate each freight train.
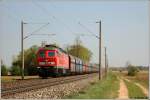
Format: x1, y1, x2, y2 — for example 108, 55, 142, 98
36, 44, 98, 78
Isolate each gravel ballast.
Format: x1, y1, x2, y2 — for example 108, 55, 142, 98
3, 75, 98, 99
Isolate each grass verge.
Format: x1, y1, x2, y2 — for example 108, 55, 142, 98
124, 79, 148, 99
64, 72, 119, 99
1, 76, 16, 82
1, 76, 39, 82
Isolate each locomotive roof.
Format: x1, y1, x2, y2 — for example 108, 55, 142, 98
40, 44, 67, 54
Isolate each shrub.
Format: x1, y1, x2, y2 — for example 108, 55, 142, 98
10, 65, 21, 76
127, 65, 138, 76
1, 65, 8, 76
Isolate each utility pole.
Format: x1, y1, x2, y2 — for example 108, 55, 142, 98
21, 20, 24, 80
105, 47, 107, 77
21, 21, 51, 80
106, 52, 109, 75
76, 36, 79, 58
1, 59, 3, 66
96, 20, 102, 80
75, 35, 81, 58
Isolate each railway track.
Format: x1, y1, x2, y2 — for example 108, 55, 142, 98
1, 73, 98, 98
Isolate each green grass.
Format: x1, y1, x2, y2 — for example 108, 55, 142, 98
131, 79, 149, 89
1, 76, 16, 82
1, 76, 39, 82
64, 72, 119, 99
131, 73, 149, 89
124, 79, 147, 99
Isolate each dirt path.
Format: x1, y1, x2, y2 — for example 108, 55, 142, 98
125, 79, 148, 96
134, 83, 148, 96
118, 78, 129, 99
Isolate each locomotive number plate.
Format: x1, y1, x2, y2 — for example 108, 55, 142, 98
39, 62, 46, 65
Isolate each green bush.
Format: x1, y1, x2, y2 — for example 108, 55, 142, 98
127, 65, 138, 76
12, 45, 38, 75
1, 65, 8, 76
10, 65, 21, 76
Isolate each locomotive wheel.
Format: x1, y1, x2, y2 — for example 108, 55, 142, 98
38, 68, 49, 78
51, 68, 60, 77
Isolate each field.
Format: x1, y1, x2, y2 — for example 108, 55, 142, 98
117, 71, 149, 89
127, 71, 149, 89
1, 76, 39, 82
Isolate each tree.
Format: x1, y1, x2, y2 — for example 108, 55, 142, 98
12, 45, 39, 75
1, 64, 8, 76
10, 65, 21, 76
66, 38, 92, 62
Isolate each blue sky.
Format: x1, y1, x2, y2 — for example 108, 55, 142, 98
0, 0, 149, 67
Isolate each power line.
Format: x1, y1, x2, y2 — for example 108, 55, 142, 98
24, 33, 56, 40
2, 4, 32, 22
75, 33, 93, 36
31, 0, 54, 22
78, 22, 99, 39
31, 1, 76, 35
1, 5, 20, 22
24, 23, 50, 39
24, 22, 50, 24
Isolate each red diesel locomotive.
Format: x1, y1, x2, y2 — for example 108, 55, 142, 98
36, 44, 98, 78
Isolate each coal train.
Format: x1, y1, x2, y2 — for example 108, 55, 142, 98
36, 44, 98, 78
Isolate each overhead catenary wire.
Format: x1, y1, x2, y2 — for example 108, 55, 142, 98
24, 22, 50, 24
24, 33, 56, 40
31, 0, 76, 35
24, 23, 50, 39
1, 3, 34, 22
1, 4, 50, 27
1, 4, 20, 22
78, 22, 99, 39
31, 0, 54, 22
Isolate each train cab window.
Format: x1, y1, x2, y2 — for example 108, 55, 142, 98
39, 51, 45, 58
48, 52, 55, 56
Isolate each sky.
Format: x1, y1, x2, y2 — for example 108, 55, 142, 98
0, 0, 149, 67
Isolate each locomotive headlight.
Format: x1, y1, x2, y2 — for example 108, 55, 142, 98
48, 62, 55, 64
51, 62, 55, 64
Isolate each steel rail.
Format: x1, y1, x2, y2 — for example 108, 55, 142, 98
1, 73, 98, 98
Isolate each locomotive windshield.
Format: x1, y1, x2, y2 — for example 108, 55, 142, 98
48, 52, 55, 56
39, 51, 45, 58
